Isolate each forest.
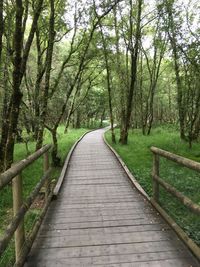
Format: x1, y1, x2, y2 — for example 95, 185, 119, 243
0, 0, 199, 171
0, 0, 200, 265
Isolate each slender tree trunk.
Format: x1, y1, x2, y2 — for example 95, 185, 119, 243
99, 109, 105, 128
34, 28, 46, 140
120, 0, 142, 144
23, 111, 31, 134
0, 0, 3, 64
2, 0, 44, 169
0, 92, 11, 172
75, 110, 81, 129
165, 1, 185, 139
0, 48, 10, 172
168, 82, 172, 122
99, 24, 116, 142
0, 0, 4, 169
47, 97, 68, 165
64, 115, 71, 133
147, 81, 159, 135
138, 53, 146, 135
51, 128, 60, 166
45, 124, 60, 167
114, 6, 127, 142
36, 0, 55, 150
4, 0, 24, 169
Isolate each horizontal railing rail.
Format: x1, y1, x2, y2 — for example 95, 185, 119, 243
150, 146, 200, 260
151, 146, 200, 172
150, 146, 200, 215
0, 144, 53, 267
0, 144, 51, 190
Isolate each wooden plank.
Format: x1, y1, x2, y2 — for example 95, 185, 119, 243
30, 231, 184, 249
38, 224, 170, 238
44, 208, 154, 219
41, 215, 159, 226
46, 202, 148, 210
28, 240, 184, 260
26, 251, 198, 267
39, 218, 164, 231
25, 259, 199, 267
48, 204, 152, 213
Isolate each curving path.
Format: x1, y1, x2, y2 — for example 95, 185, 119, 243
25, 129, 199, 267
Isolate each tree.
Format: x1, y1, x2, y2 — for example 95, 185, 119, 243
163, 0, 186, 140
0, 0, 44, 170
119, 0, 143, 144
0, 0, 3, 64
95, 5, 116, 143
36, 0, 55, 150
140, 13, 166, 135
161, 0, 200, 145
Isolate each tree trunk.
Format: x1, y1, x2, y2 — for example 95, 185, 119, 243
0, 46, 11, 172
36, 0, 55, 150
98, 15, 116, 143
75, 110, 81, 129
4, 0, 24, 169
165, 1, 185, 139
0, 0, 3, 64
0, 92, 11, 172
0, 0, 4, 170
34, 27, 46, 140
120, 0, 142, 144
99, 109, 105, 128
51, 128, 61, 166
2, 0, 44, 169
113, 4, 127, 143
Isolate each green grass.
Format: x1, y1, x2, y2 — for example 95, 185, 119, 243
0, 126, 88, 266
106, 126, 200, 245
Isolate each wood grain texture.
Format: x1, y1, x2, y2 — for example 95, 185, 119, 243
24, 129, 199, 267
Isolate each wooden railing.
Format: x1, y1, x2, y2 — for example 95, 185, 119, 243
150, 146, 200, 259
0, 144, 52, 267
151, 146, 200, 215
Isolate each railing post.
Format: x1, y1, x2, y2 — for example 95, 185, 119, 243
44, 151, 50, 201
12, 173, 25, 262
152, 153, 160, 202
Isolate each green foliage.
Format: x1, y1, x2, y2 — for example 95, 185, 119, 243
105, 126, 200, 245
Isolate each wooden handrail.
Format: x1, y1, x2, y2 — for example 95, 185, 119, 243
150, 146, 200, 260
151, 146, 200, 172
151, 146, 200, 215
153, 174, 200, 215
0, 144, 51, 190
0, 168, 52, 255
0, 144, 52, 266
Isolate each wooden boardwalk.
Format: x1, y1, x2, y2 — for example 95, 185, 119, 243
25, 129, 199, 267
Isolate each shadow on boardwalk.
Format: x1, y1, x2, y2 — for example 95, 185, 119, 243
25, 129, 199, 267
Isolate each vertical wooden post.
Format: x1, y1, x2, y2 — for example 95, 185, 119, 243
152, 153, 160, 202
44, 152, 50, 201
12, 173, 25, 262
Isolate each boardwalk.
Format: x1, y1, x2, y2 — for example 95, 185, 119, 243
25, 129, 199, 267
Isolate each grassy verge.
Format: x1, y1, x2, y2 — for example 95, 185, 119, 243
105, 126, 200, 245
0, 126, 88, 266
